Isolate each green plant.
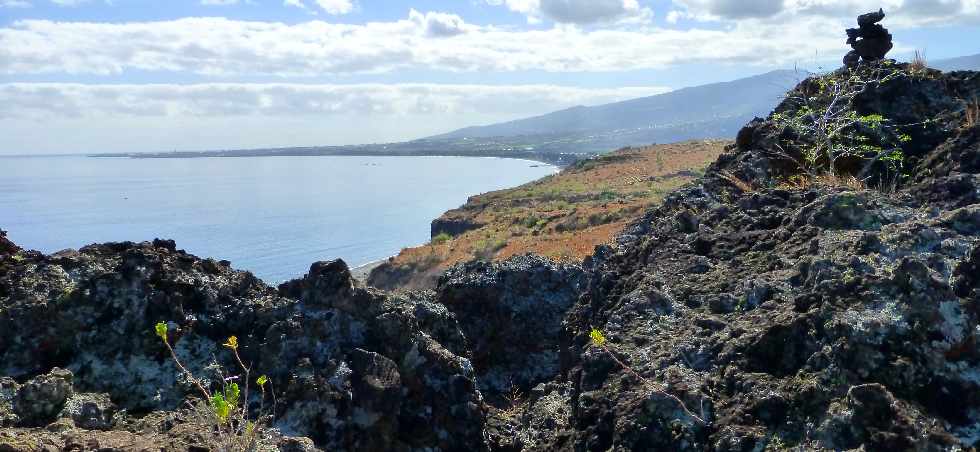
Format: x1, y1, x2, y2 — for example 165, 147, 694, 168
473, 237, 508, 261
56, 286, 74, 303
431, 232, 452, 245
520, 214, 542, 229
155, 322, 274, 451
770, 64, 928, 183
589, 328, 706, 425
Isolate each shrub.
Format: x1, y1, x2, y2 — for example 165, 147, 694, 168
431, 232, 452, 245
780, 172, 866, 191
408, 249, 444, 270
473, 237, 507, 261
521, 214, 541, 229
154, 322, 275, 451
769, 63, 933, 183
910, 50, 928, 77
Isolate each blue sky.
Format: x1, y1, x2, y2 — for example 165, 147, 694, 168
1, 0, 979, 154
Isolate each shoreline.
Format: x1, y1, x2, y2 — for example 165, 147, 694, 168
88, 149, 588, 168
350, 257, 390, 282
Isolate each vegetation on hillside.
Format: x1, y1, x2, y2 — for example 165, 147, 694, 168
367, 140, 727, 291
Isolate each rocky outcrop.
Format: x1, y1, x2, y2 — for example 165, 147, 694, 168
844, 9, 893, 68
0, 230, 17, 256
0, 242, 487, 451
431, 214, 484, 238
548, 65, 980, 450
437, 255, 585, 404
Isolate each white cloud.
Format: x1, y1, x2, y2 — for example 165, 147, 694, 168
283, 0, 353, 15
0, 0, 31, 7
0, 82, 670, 119
0, 82, 670, 153
671, 0, 980, 27
487, 0, 652, 24
314, 0, 352, 15
408, 9, 471, 37
0, 14, 850, 76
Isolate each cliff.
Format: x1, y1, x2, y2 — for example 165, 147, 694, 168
368, 141, 725, 291
2, 61, 979, 451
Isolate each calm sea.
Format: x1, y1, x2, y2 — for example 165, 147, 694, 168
0, 155, 555, 283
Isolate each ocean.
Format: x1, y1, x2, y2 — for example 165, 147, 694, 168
0, 155, 556, 283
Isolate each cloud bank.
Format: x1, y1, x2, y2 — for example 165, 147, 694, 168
0, 82, 670, 120
486, 0, 651, 24
670, 0, 980, 26
0, 82, 670, 153
0, 14, 848, 77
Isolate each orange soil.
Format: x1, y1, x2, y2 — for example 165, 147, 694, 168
368, 140, 728, 291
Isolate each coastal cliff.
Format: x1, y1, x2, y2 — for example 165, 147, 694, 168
2, 61, 980, 451
368, 141, 726, 291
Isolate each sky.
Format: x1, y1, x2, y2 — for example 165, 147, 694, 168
1, 0, 979, 154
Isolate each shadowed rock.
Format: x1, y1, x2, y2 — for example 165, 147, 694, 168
0, 230, 17, 255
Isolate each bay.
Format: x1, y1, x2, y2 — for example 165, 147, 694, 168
0, 155, 556, 283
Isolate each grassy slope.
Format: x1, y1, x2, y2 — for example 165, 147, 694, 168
367, 140, 728, 291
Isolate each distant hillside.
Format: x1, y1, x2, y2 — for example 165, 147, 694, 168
932, 53, 980, 71
431, 70, 802, 145
366, 140, 727, 291
93, 57, 977, 166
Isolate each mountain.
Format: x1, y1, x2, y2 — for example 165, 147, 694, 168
431, 70, 803, 146
94, 70, 802, 165
932, 53, 980, 71
93, 55, 977, 167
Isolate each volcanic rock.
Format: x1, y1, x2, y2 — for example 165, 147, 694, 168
844, 9, 894, 68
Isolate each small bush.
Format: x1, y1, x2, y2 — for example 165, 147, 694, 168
520, 214, 541, 229
781, 173, 866, 191
408, 250, 444, 270
769, 64, 936, 184
473, 237, 507, 261
154, 323, 275, 451
910, 50, 928, 77
431, 232, 452, 245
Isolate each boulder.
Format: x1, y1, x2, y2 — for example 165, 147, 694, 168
437, 255, 585, 404
13, 369, 73, 427
0, 230, 16, 256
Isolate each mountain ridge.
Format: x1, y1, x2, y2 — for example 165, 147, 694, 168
432, 69, 803, 141
932, 52, 980, 72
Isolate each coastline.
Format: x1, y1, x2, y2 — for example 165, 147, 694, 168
350, 257, 390, 282
87, 144, 591, 168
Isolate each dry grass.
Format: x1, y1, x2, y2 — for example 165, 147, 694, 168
910, 50, 928, 76
780, 173, 867, 191
371, 141, 727, 290
718, 171, 755, 193
966, 96, 979, 128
